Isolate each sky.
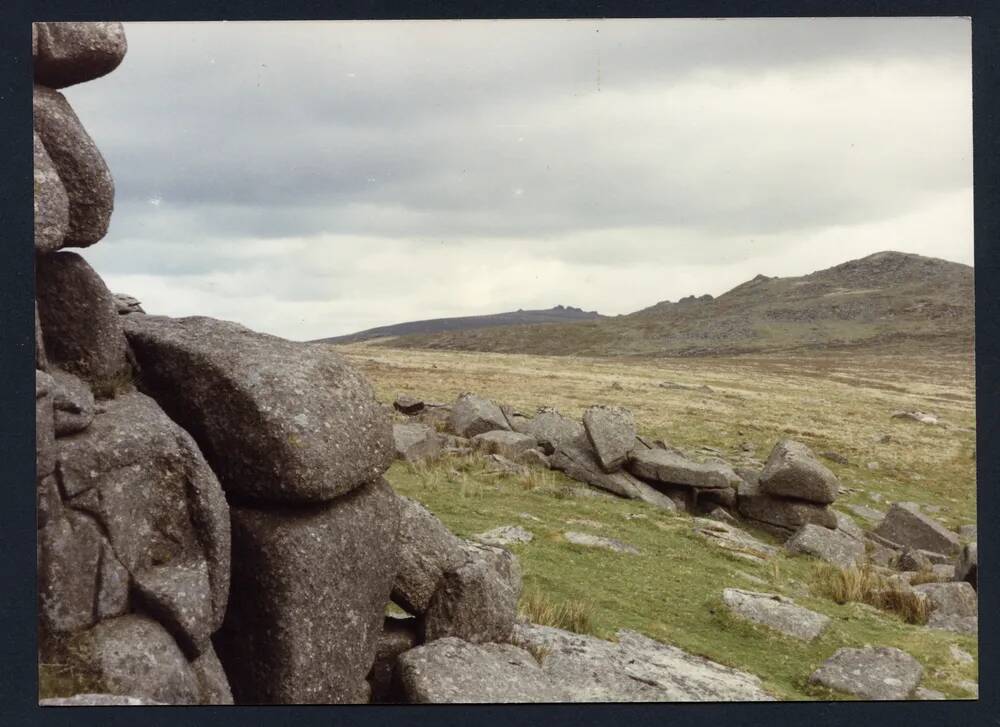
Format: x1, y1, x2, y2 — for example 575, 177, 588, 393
65, 18, 973, 341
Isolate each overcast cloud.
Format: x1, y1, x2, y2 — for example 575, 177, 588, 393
64, 18, 972, 340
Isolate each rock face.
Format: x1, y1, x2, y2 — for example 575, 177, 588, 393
33, 131, 70, 253
36, 252, 131, 394
512, 624, 775, 701
62, 615, 201, 705
759, 440, 840, 504
422, 542, 521, 644
33, 22, 128, 88
391, 497, 466, 614
33, 85, 115, 247
448, 393, 511, 438
721, 589, 830, 641
393, 422, 443, 463
627, 448, 740, 490
873, 504, 961, 556
397, 638, 567, 703
785, 524, 864, 568
215, 478, 401, 704
582, 405, 636, 472
123, 314, 394, 503
808, 647, 923, 700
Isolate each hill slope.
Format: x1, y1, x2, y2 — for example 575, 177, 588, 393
316, 305, 602, 345
377, 251, 973, 357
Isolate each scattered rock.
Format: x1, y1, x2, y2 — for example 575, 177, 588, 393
760, 440, 839, 504
397, 637, 566, 703
873, 504, 961, 557
785, 524, 864, 568
582, 405, 636, 472
898, 548, 933, 572
564, 531, 640, 555
473, 525, 533, 546
891, 410, 939, 425
627, 448, 740, 490
721, 588, 830, 641
808, 646, 923, 700
33, 85, 115, 246
448, 393, 510, 438
215, 478, 401, 704
33, 22, 128, 88
912, 581, 977, 618
511, 623, 774, 701
123, 314, 393, 503
393, 422, 443, 463
36, 252, 130, 393
471, 429, 538, 459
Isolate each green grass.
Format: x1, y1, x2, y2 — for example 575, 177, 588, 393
385, 453, 978, 701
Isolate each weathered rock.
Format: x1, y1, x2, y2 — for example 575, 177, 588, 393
519, 408, 584, 453
511, 623, 774, 701
95, 540, 130, 621
721, 588, 830, 641
550, 447, 677, 512
50, 368, 95, 436
912, 581, 977, 618
820, 450, 849, 465
473, 525, 533, 546
421, 542, 521, 644
809, 646, 923, 700
707, 506, 738, 525
627, 448, 741, 490
391, 497, 465, 615
958, 523, 977, 541
891, 410, 939, 425
36, 303, 49, 370
62, 615, 200, 705
416, 404, 452, 431
215, 478, 400, 704
760, 439, 839, 504
393, 422, 442, 463
692, 518, 778, 563
955, 542, 977, 590
40, 694, 164, 706
368, 616, 419, 704
927, 614, 978, 634
190, 643, 234, 705
471, 429, 537, 459
949, 644, 974, 664
33, 22, 127, 88
36, 371, 56, 479
133, 561, 214, 657
37, 510, 103, 634
833, 510, 864, 541
520, 448, 551, 469
33, 86, 115, 247
737, 479, 837, 532
33, 131, 69, 253
698, 485, 738, 511
393, 393, 425, 415
482, 452, 529, 476
846, 503, 885, 524
37, 474, 62, 530
56, 392, 230, 644
582, 405, 636, 472
36, 252, 131, 394
123, 314, 393, 502
898, 548, 933, 572
785, 524, 864, 568
873, 504, 961, 556
564, 531, 640, 555
448, 393, 510, 438
112, 293, 144, 315
397, 637, 567, 703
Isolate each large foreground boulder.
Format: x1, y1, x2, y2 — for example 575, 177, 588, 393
396, 638, 567, 703
448, 393, 510, 438
873, 504, 961, 556
55, 392, 230, 654
123, 315, 393, 502
33, 131, 69, 253
214, 478, 401, 704
33, 85, 115, 247
721, 589, 830, 641
808, 647, 923, 700
36, 252, 131, 394
582, 405, 635, 472
759, 439, 840, 504
511, 624, 774, 701
33, 22, 128, 89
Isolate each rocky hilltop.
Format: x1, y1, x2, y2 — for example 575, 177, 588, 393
378, 251, 974, 357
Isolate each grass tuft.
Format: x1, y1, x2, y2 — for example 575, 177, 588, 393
519, 589, 595, 636
810, 563, 929, 625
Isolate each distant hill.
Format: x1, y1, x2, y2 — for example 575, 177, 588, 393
316, 305, 603, 345
369, 251, 973, 357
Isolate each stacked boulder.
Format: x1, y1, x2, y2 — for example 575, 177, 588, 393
33, 22, 233, 705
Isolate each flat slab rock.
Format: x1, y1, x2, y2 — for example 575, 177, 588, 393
512, 623, 775, 702
627, 448, 740, 490
582, 405, 636, 472
123, 314, 393, 503
722, 588, 830, 641
564, 531, 640, 555
692, 518, 778, 563
473, 525, 534, 546
809, 646, 923, 700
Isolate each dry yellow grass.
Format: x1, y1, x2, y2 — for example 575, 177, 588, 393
518, 588, 595, 635
810, 563, 930, 625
